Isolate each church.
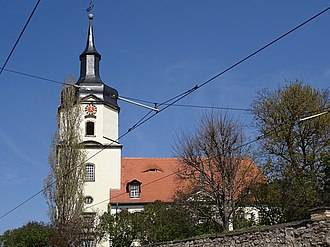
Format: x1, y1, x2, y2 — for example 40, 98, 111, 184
73, 13, 184, 214
61, 13, 259, 247
61, 13, 187, 247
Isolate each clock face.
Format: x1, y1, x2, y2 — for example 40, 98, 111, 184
85, 104, 97, 115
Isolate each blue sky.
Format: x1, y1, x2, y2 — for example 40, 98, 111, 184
0, 0, 329, 233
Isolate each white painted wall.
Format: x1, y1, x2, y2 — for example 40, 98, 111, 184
83, 147, 121, 213
79, 101, 121, 247
80, 102, 121, 212
110, 205, 145, 215
81, 101, 119, 143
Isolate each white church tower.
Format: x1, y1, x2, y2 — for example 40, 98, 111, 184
76, 13, 121, 218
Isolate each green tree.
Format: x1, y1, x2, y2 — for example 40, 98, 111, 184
0, 222, 51, 247
141, 202, 198, 243
252, 82, 330, 222
319, 154, 330, 205
97, 210, 142, 247
97, 201, 214, 246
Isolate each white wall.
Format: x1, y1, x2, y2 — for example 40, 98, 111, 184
80, 102, 121, 215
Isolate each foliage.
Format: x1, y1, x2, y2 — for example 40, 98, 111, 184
233, 209, 256, 229
44, 84, 87, 246
319, 154, 330, 206
252, 82, 330, 222
0, 222, 51, 247
141, 201, 200, 243
97, 201, 217, 246
97, 210, 142, 247
175, 113, 260, 231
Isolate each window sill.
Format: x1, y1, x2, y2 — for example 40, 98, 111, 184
129, 196, 141, 199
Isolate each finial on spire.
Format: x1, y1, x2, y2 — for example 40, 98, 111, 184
77, 0, 102, 85
81, 7, 99, 56
76, 1, 120, 110
86, 0, 94, 15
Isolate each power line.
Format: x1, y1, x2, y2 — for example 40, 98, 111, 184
0, 66, 251, 112
0, 66, 252, 112
120, 96, 252, 112
168, 104, 251, 112
85, 104, 330, 210
111, 5, 330, 137
3, 64, 325, 114
86, 169, 181, 210
1, 67, 70, 86
1, 5, 329, 221
159, 6, 330, 107
0, 0, 41, 76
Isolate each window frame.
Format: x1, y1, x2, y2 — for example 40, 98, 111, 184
84, 196, 94, 204
128, 182, 141, 198
85, 163, 95, 182
85, 121, 95, 136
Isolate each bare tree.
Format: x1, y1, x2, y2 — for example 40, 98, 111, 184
44, 83, 87, 246
175, 113, 260, 231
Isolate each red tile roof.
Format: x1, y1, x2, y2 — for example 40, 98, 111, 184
110, 158, 182, 204
110, 157, 262, 205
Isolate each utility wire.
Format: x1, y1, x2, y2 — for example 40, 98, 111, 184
1, 67, 71, 86
120, 96, 252, 112
157, 6, 330, 106
86, 105, 330, 210
0, 66, 251, 112
0, 67, 252, 112
0, 0, 41, 76
165, 104, 252, 112
1, 5, 329, 221
0, 138, 119, 221
85, 169, 181, 210
112, 5, 330, 138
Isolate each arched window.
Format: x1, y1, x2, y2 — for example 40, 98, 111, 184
85, 121, 95, 136
127, 180, 141, 198
85, 163, 95, 182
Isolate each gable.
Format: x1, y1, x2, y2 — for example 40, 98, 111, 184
81, 94, 102, 102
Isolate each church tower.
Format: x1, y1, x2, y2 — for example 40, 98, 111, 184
76, 13, 121, 216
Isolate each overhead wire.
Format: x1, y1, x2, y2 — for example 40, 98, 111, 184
1, 5, 330, 221
0, 0, 41, 76
158, 6, 330, 106
0, 67, 72, 86
85, 105, 330, 210
0, 66, 252, 112
120, 96, 252, 112
110, 5, 330, 138
85, 169, 181, 211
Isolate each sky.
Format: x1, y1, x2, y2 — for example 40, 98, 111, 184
0, 0, 329, 233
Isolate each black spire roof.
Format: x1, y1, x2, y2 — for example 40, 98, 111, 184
76, 13, 119, 110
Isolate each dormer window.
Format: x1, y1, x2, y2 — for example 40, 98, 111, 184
143, 168, 162, 173
86, 121, 95, 136
127, 180, 141, 198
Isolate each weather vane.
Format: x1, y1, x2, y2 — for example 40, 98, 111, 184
86, 0, 94, 14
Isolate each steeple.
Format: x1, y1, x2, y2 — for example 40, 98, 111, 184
76, 13, 119, 111
77, 13, 102, 85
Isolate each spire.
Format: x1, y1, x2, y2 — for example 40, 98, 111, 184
75, 12, 120, 111
77, 13, 103, 85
